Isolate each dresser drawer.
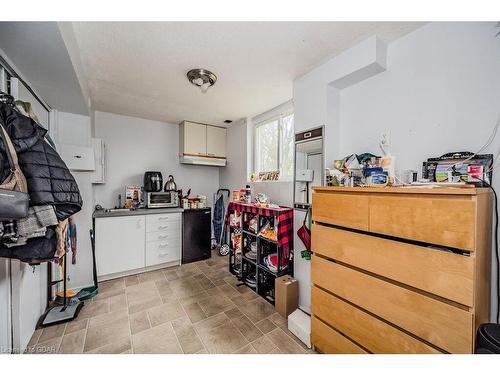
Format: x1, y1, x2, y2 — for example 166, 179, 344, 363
312, 224, 474, 306
146, 213, 181, 226
312, 317, 367, 354
145, 241, 180, 267
369, 194, 475, 251
312, 192, 369, 231
312, 287, 440, 353
146, 218, 181, 233
312, 256, 473, 353
146, 228, 181, 243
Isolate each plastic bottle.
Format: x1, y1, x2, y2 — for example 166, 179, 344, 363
245, 184, 251, 203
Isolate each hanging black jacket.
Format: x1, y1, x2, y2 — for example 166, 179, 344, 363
0, 102, 82, 220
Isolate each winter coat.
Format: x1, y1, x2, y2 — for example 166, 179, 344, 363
0, 102, 82, 220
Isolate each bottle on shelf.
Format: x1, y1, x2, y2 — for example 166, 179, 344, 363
245, 184, 252, 203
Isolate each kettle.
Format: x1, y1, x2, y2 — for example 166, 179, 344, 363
164, 175, 177, 192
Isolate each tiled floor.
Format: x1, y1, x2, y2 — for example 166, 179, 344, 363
26, 251, 312, 354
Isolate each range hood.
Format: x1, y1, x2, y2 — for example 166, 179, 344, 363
179, 154, 227, 167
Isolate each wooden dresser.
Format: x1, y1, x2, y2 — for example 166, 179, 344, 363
311, 186, 492, 354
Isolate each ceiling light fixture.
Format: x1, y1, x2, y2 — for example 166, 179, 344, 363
187, 68, 217, 93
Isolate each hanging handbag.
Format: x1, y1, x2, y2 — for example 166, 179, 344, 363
0, 122, 29, 220
297, 207, 312, 253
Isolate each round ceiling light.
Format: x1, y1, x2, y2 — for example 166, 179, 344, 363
187, 68, 217, 93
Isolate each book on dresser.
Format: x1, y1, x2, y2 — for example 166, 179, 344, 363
310, 186, 493, 354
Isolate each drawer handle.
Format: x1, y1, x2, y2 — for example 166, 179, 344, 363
158, 217, 169, 221
158, 234, 169, 239
159, 252, 169, 256
158, 243, 169, 247
158, 225, 169, 230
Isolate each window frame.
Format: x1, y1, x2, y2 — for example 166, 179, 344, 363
253, 111, 294, 181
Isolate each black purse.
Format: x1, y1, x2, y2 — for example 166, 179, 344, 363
0, 121, 29, 220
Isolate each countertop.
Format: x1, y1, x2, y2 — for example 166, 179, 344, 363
93, 207, 185, 219
312, 185, 488, 195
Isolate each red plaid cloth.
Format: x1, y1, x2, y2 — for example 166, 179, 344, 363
226, 202, 294, 260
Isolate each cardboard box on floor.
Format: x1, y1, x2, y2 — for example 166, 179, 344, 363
275, 275, 298, 318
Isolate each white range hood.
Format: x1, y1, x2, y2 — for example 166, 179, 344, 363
179, 154, 227, 167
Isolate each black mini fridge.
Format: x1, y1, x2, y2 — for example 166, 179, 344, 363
182, 208, 212, 263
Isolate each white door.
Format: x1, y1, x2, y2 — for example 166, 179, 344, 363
184, 122, 207, 156
95, 216, 146, 277
206, 126, 226, 158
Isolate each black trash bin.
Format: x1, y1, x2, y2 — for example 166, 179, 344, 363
476, 323, 500, 353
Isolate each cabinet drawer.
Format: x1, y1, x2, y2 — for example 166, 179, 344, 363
312, 287, 440, 353
312, 256, 473, 353
312, 224, 474, 306
146, 229, 181, 243
145, 241, 180, 267
369, 194, 476, 251
146, 218, 181, 233
146, 212, 181, 225
312, 317, 367, 354
312, 192, 369, 230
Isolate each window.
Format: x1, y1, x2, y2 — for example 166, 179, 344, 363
254, 113, 294, 179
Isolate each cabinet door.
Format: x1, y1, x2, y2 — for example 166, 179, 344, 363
206, 126, 226, 158
95, 216, 146, 277
184, 122, 207, 156
60, 144, 96, 171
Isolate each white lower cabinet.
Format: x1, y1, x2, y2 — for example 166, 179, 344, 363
95, 213, 182, 278
95, 216, 146, 277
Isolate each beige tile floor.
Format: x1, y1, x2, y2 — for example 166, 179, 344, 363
26, 251, 313, 354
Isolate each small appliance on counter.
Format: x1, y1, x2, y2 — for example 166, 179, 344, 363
164, 174, 177, 192
144, 191, 179, 208
143, 171, 163, 192
182, 207, 212, 263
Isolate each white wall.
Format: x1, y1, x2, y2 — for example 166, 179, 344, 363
93, 111, 220, 209
340, 22, 500, 320
219, 119, 248, 192
293, 35, 388, 312
54, 112, 95, 293
293, 22, 500, 319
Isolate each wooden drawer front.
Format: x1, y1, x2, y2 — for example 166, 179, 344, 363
312, 256, 473, 353
312, 317, 367, 354
146, 228, 181, 243
146, 213, 181, 226
146, 219, 181, 234
312, 287, 440, 353
369, 195, 476, 251
312, 192, 369, 230
312, 225, 474, 306
145, 241, 180, 267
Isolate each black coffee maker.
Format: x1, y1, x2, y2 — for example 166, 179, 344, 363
143, 171, 163, 192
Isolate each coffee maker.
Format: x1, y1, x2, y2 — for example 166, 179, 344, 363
143, 171, 163, 192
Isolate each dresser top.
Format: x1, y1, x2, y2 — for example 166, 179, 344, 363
312, 185, 490, 195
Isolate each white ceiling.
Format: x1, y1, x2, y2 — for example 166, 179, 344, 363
71, 22, 424, 126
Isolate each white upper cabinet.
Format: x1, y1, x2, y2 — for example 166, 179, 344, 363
179, 121, 227, 166
60, 144, 96, 171
206, 125, 226, 158
183, 121, 207, 156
